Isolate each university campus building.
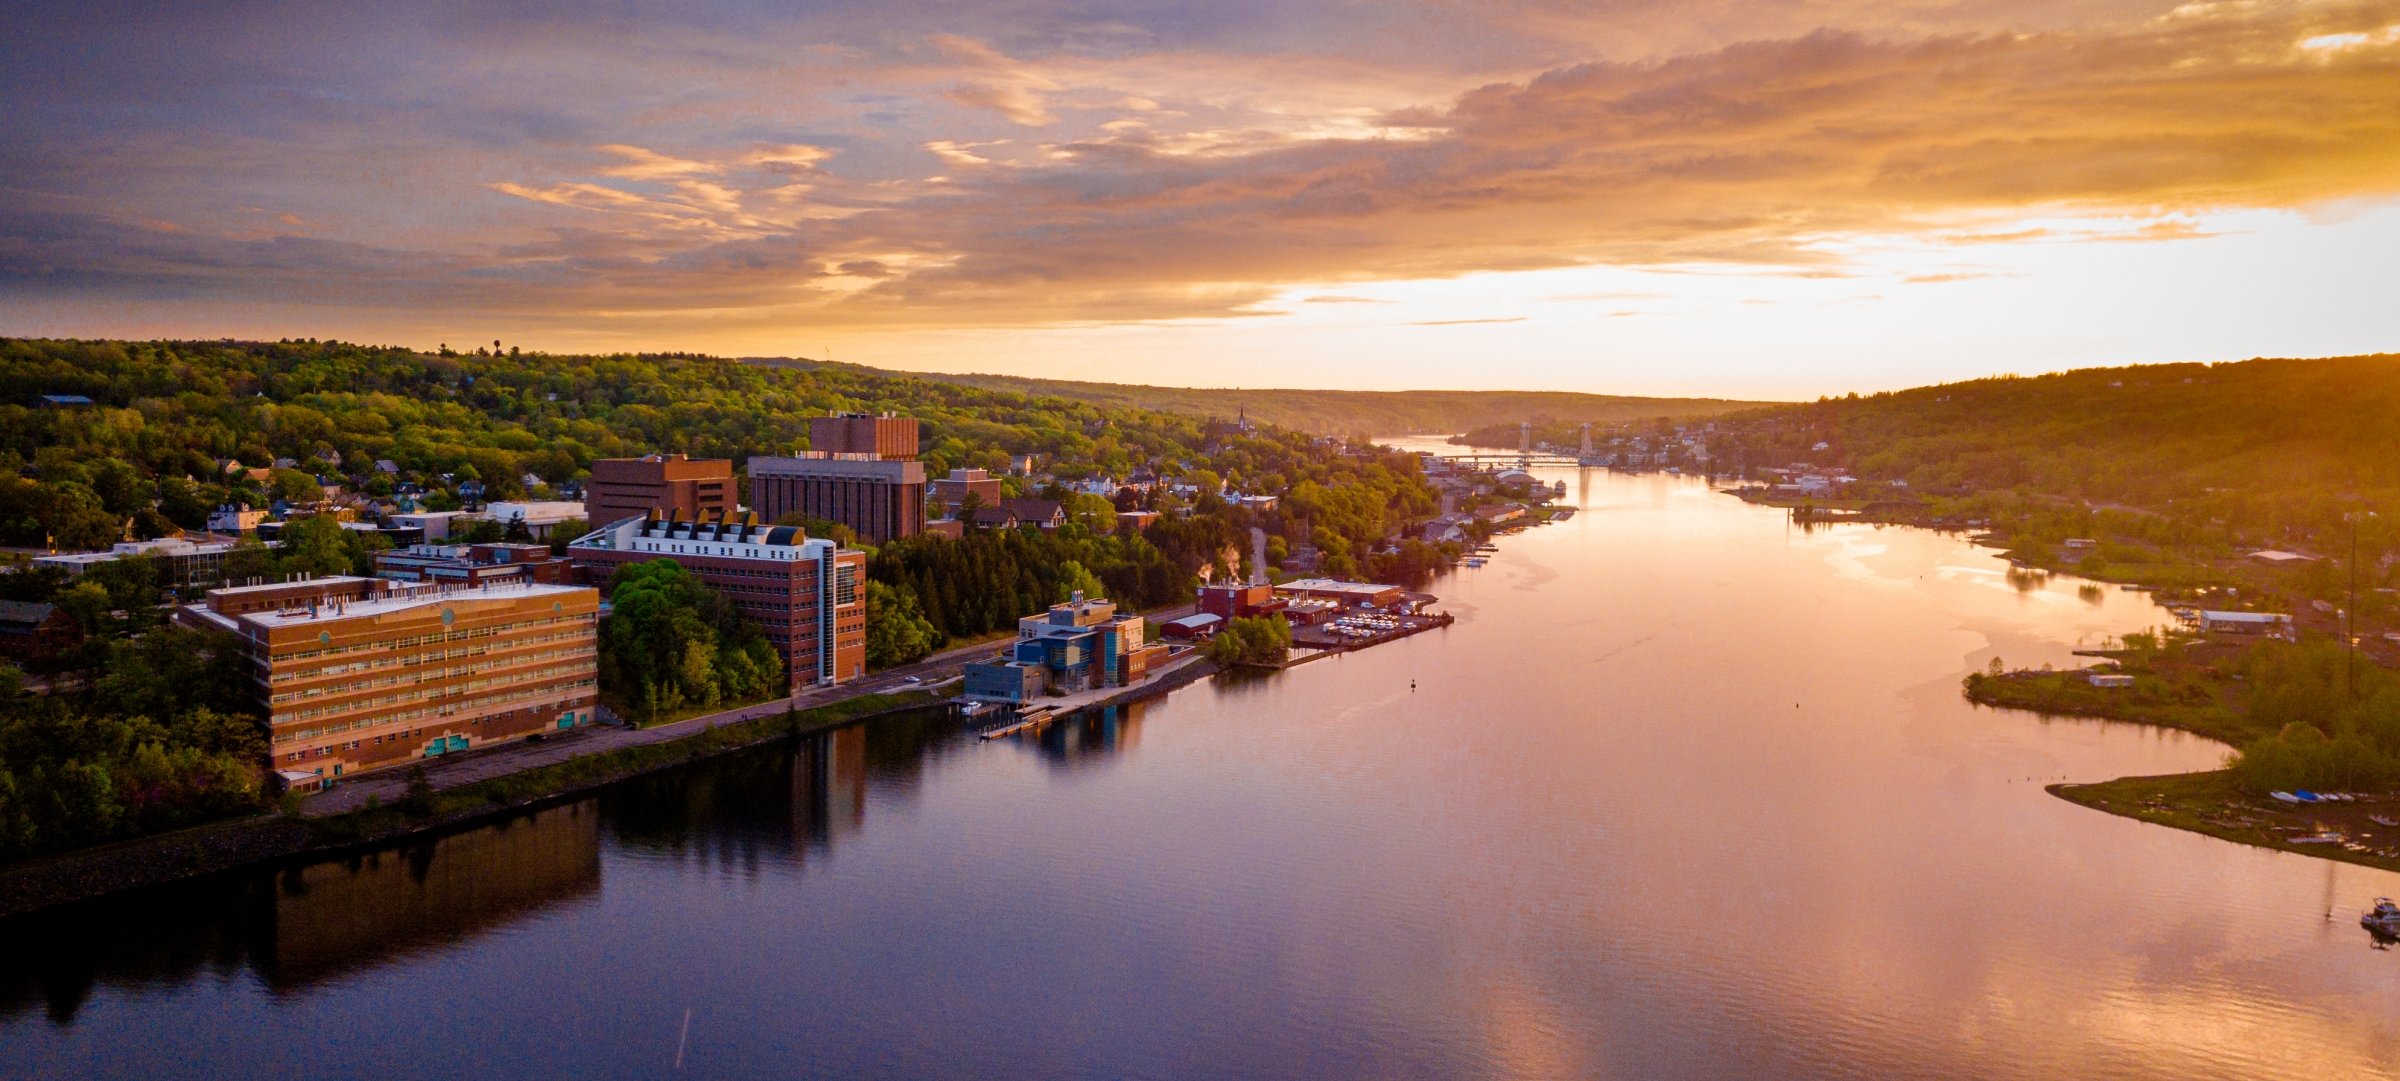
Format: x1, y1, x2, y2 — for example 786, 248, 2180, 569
179, 576, 600, 789
747, 414, 928, 544
584, 454, 738, 528
962, 593, 1170, 705
567, 512, 869, 688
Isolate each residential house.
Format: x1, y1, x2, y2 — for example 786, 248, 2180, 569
0, 601, 82, 662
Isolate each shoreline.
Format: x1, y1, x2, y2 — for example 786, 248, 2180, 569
0, 691, 948, 919
31, 473, 2316, 915
1725, 469, 2400, 873
0, 655, 1237, 920
0, 544, 1447, 917
1955, 597, 2400, 872
2049, 773, 2400, 875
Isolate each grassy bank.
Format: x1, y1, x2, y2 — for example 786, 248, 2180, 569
1964, 631, 2400, 871
2052, 772, 2400, 874
308, 690, 944, 845
1962, 661, 2247, 746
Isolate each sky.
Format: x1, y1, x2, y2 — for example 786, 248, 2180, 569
3, 0, 2398, 398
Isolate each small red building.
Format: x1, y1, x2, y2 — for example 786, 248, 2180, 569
0, 601, 81, 663
1198, 581, 1278, 619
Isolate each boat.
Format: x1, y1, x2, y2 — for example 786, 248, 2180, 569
2364, 898, 2400, 938
2371, 815, 2398, 828
2271, 791, 2303, 803
2292, 832, 2345, 844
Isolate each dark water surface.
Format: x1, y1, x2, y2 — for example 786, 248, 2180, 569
7, 464, 2400, 1080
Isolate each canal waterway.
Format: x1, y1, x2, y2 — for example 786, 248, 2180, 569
6, 458, 2400, 1080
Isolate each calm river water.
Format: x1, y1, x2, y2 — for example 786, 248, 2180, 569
7, 460, 2400, 1080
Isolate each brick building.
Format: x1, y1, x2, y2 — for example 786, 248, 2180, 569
810, 413, 919, 460
180, 577, 600, 785
745, 413, 930, 544
567, 512, 868, 688
0, 600, 81, 663
930, 467, 1004, 517
585, 454, 736, 528
748, 456, 926, 544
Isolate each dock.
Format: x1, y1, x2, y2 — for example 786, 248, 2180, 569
1289, 610, 1454, 653
979, 705, 1059, 740
970, 652, 1211, 739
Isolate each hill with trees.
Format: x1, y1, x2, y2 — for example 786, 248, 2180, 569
742, 358, 1772, 436
1710, 354, 2400, 557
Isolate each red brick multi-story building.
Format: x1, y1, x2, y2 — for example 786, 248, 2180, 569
585, 454, 736, 528
567, 512, 868, 688
809, 413, 919, 460
745, 413, 928, 544
748, 456, 927, 544
929, 467, 1004, 517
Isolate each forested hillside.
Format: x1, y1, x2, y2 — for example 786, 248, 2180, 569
745, 358, 1770, 436
1715, 355, 2400, 549
0, 336, 1449, 638
3, 339, 1251, 515
1, 338, 1427, 551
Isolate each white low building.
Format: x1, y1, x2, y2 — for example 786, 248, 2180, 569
2198, 610, 2293, 636
34, 536, 239, 590
475, 501, 590, 539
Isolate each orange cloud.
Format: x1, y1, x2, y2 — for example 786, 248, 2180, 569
14, 0, 2400, 341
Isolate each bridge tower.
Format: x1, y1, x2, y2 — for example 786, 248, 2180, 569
1519, 421, 1532, 468
1579, 422, 1593, 459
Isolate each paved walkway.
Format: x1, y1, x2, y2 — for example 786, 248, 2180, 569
303, 602, 1196, 816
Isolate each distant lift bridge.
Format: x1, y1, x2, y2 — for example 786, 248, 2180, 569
1433, 421, 1592, 468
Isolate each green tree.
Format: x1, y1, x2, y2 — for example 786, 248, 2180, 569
269, 468, 322, 504
87, 458, 150, 517
863, 579, 940, 669
1056, 560, 1106, 604
598, 560, 782, 724
43, 483, 122, 550
54, 581, 112, 631
1204, 615, 1291, 667
278, 514, 375, 577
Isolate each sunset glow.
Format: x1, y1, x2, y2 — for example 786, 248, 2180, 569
6, 1, 2398, 393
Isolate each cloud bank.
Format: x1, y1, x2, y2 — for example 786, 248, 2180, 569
2, 0, 2397, 342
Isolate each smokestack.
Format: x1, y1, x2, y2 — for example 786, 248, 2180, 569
1250, 527, 1268, 588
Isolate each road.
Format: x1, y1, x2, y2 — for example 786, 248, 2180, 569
303, 602, 1196, 816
